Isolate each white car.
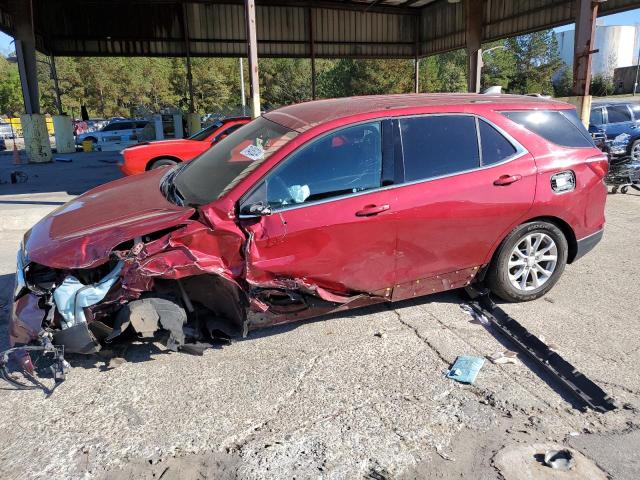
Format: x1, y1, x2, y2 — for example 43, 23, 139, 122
75, 120, 149, 147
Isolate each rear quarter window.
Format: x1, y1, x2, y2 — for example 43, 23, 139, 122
501, 110, 594, 148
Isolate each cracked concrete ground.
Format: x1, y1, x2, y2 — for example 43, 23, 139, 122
0, 155, 638, 479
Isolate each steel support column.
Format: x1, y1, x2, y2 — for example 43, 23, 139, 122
11, 0, 39, 114
465, 0, 483, 93
414, 15, 420, 94
572, 0, 601, 96
182, 3, 195, 114
244, 0, 261, 118
308, 7, 316, 100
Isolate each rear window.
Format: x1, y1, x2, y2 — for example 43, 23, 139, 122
399, 115, 480, 182
501, 110, 594, 148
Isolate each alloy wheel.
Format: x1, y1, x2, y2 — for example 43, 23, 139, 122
632, 142, 640, 161
507, 232, 558, 291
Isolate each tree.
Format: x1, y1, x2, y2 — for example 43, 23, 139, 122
420, 50, 467, 93
0, 56, 23, 116
481, 41, 516, 91
506, 30, 563, 95
553, 66, 573, 97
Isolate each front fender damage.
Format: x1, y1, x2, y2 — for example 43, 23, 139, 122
7, 212, 382, 387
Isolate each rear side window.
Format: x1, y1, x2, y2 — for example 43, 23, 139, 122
606, 105, 632, 123
501, 110, 594, 148
590, 107, 604, 125
478, 120, 517, 165
399, 116, 479, 181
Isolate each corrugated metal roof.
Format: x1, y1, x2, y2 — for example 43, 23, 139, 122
0, 0, 639, 59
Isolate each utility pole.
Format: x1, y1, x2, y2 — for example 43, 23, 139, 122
49, 55, 63, 115
240, 58, 246, 116
633, 43, 640, 96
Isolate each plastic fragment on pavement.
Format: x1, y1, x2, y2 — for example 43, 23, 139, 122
488, 350, 519, 364
446, 356, 485, 384
544, 449, 575, 471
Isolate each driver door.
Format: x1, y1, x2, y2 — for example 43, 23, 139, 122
240, 121, 397, 294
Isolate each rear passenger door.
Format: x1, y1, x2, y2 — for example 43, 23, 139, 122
390, 114, 536, 300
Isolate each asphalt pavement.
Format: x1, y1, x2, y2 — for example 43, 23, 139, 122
0, 151, 638, 479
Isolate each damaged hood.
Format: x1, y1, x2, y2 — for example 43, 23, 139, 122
24, 168, 196, 269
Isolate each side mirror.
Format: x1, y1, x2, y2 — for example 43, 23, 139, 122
243, 202, 272, 216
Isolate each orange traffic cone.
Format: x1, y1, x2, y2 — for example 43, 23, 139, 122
12, 139, 21, 165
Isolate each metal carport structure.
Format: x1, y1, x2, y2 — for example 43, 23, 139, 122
2, 0, 640, 160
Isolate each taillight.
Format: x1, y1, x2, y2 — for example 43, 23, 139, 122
586, 154, 609, 178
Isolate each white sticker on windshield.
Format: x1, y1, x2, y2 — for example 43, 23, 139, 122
239, 144, 265, 161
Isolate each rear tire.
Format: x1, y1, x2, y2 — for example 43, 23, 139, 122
149, 158, 178, 170
487, 221, 568, 302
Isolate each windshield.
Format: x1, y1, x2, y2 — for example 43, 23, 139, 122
173, 117, 298, 206
189, 121, 223, 141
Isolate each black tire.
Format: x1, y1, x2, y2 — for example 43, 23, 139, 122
149, 158, 178, 170
487, 221, 568, 302
629, 139, 640, 161
621, 186, 629, 194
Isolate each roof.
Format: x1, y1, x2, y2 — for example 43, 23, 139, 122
264, 93, 571, 131
1, 0, 639, 59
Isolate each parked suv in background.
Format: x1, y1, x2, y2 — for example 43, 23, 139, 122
589, 102, 640, 158
75, 119, 149, 148
11, 94, 607, 355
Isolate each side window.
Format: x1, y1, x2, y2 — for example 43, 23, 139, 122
102, 123, 119, 132
479, 120, 517, 166
590, 108, 604, 126
399, 115, 479, 182
606, 105, 632, 123
263, 122, 382, 209
215, 124, 243, 142
136, 121, 148, 129
501, 110, 594, 148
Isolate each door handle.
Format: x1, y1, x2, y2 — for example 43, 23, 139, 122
493, 174, 522, 186
355, 204, 390, 216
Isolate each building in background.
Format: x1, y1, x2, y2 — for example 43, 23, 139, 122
556, 22, 640, 80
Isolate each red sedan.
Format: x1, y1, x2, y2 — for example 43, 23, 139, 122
119, 117, 250, 175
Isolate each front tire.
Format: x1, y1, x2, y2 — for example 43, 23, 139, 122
149, 158, 178, 170
487, 221, 568, 302
630, 139, 640, 161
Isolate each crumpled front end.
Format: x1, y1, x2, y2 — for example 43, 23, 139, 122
9, 214, 250, 356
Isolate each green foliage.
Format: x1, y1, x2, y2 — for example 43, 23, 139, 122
421, 50, 467, 93
505, 30, 563, 95
590, 74, 615, 97
480, 42, 515, 91
553, 66, 573, 97
0, 56, 23, 116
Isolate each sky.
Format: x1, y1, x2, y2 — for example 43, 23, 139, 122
1, 8, 640, 55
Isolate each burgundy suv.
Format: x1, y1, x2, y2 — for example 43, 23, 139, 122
11, 94, 607, 355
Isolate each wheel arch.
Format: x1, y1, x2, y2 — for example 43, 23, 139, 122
146, 156, 182, 171
487, 216, 578, 269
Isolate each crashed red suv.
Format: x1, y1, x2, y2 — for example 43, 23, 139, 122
11, 94, 607, 356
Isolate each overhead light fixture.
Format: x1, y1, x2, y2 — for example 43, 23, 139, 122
447, 0, 461, 3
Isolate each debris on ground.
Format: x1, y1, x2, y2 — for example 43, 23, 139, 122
446, 356, 485, 384
494, 443, 607, 480
488, 350, 519, 365
544, 448, 575, 471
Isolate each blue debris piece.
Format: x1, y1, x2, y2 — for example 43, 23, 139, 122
446, 356, 485, 384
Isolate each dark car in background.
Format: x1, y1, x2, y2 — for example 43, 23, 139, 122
589, 103, 640, 159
